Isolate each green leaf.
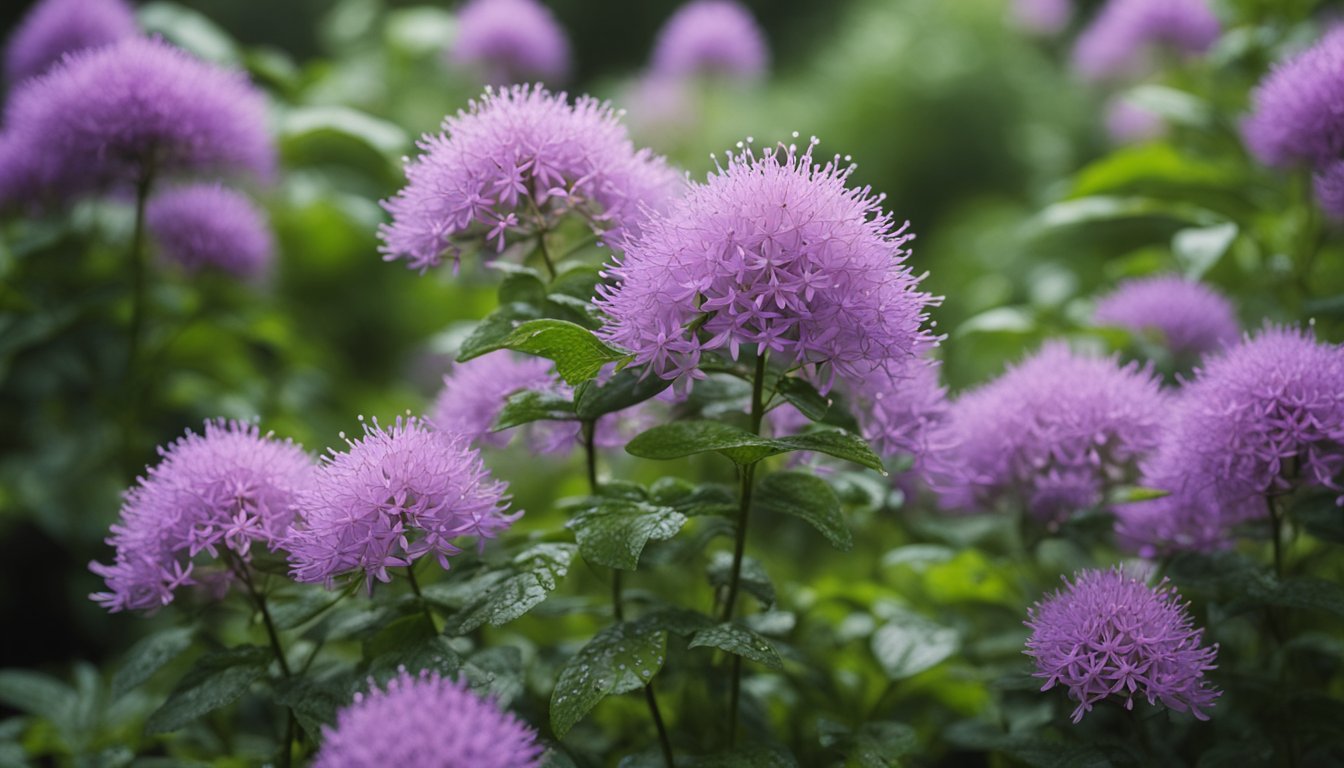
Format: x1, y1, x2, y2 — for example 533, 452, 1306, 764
461, 319, 625, 385
772, 430, 885, 473
684, 744, 798, 767
273, 674, 355, 738
492, 389, 575, 431
1173, 223, 1238, 280
549, 621, 668, 737
145, 647, 270, 734
627, 421, 883, 471
775, 377, 831, 422
458, 302, 544, 362
688, 622, 784, 670
138, 2, 240, 63
497, 270, 548, 305
708, 552, 775, 608
870, 612, 959, 680
1254, 578, 1344, 619
574, 368, 672, 420
1124, 84, 1214, 129
819, 720, 918, 768
368, 637, 463, 684
363, 614, 437, 660
1071, 143, 1235, 199
0, 670, 74, 722
1027, 196, 1224, 236
567, 501, 688, 570
638, 608, 717, 638
955, 306, 1036, 337
443, 543, 575, 634
111, 626, 195, 699
461, 647, 524, 707
756, 471, 852, 550
1290, 493, 1344, 544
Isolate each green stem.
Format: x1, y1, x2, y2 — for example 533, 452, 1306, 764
405, 563, 438, 634
125, 170, 153, 381
228, 557, 294, 768
536, 231, 557, 280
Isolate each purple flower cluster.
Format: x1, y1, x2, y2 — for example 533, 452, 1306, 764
1116, 327, 1344, 554
1073, 0, 1219, 81
1243, 28, 1344, 169
4, 0, 137, 85
287, 417, 515, 590
932, 343, 1166, 525
851, 358, 949, 463
89, 420, 314, 613
1092, 275, 1239, 360
147, 183, 274, 279
314, 669, 542, 768
449, 0, 570, 86
650, 0, 768, 82
1010, 0, 1072, 36
379, 85, 683, 273
0, 37, 273, 207
596, 139, 937, 392
1026, 568, 1220, 723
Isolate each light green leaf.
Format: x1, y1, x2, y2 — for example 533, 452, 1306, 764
627, 421, 882, 471
145, 647, 270, 734
756, 471, 852, 550
549, 621, 667, 737
492, 389, 575, 431
871, 613, 959, 681
138, 2, 239, 63
1173, 222, 1238, 280
688, 622, 783, 670
708, 552, 775, 608
0, 670, 74, 722
461, 319, 625, 385
458, 302, 544, 361
567, 501, 687, 570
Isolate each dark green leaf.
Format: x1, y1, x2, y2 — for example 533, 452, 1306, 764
775, 378, 831, 422
461, 647, 524, 707
1291, 493, 1344, 544
628, 421, 882, 471
871, 612, 959, 681
688, 622, 783, 670
111, 626, 195, 699
459, 302, 544, 361
272, 673, 355, 738
772, 430, 886, 473
443, 543, 575, 634
638, 608, 716, 638
367, 636, 463, 685
492, 389, 575, 431
685, 744, 798, 767
363, 614, 437, 661
756, 471, 852, 550
461, 319, 625, 385
270, 584, 352, 631
497, 270, 547, 304
834, 721, 918, 768
574, 368, 672, 420
145, 647, 270, 734
708, 552, 775, 608
549, 621, 667, 737
567, 501, 687, 570
0, 670, 74, 722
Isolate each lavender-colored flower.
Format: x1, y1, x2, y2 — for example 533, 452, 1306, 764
4, 0, 137, 85
89, 420, 314, 613
379, 85, 683, 273
851, 358, 949, 462
287, 417, 514, 589
650, 0, 768, 82
314, 669, 542, 768
1316, 160, 1344, 220
147, 183, 273, 279
932, 343, 1166, 525
1104, 96, 1165, 144
1073, 0, 1219, 81
1, 37, 273, 205
1116, 327, 1344, 554
1011, 0, 1072, 36
597, 138, 937, 393
1093, 275, 1239, 359
1243, 28, 1344, 169
449, 0, 570, 85
1026, 568, 1220, 723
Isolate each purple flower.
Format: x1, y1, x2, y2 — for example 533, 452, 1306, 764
1243, 27, 1344, 169
89, 420, 314, 613
1316, 160, 1344, 220
851, 359, 949, 462
1093, 275, 1239, 359
596, 138, 937, 393
650, 0, 768, 82
932, 343, 1167, 525
1011, 0, 1072, 36
449, 0, 570, 85
314, 669, 542, 768
287, 417, 515, 590
1026, 568, 1220, 723
379, 85, 684, 273
0, 37, 273, 205
1073, 0, 1219, 81
1104, 96, 1165, 144
147, 183, 273, 279
1116, 327, 1344, 554
4, 0, 137, 85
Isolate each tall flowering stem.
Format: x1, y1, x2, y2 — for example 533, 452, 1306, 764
222, 551, 294, 768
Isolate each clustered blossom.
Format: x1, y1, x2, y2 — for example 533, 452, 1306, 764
1115, 326, 1344, 554
147, 184, 274, 279
449, 0, 570, 85
597, 138, 937, 394
313, 669, 542, 768
932, 343, 1166, 525
1315, 160, 1344, 220
1243, 27, 1344, 169
0, 37, 273, 207
1104, 96, 1165, 144
89, 420, 314, 613
1092, 275, 1239, 360
1073, 0, 1219, 81
851, 358, 949, 463
287, 417, 515, 590
4, 0, 137, 85
379, 85, 683, 273
650, 0, 768, 82
1010, 0, 1072, 36
1026, 568, 1220, 723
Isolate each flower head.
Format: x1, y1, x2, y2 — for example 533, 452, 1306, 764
449, 0, 569, 85
596, 138, 937, 392
651, 0, 768, 82
1011, 0, 1072, 36
147, 183, 273, 279
1093, 275, 1239, 360
0, 37, 273, 205
314, 669, 542, 768
932, 343, 1166, 525
1073, 0, 1219, 81
287, 417, 514, 589
89, 420, 313, 613
1316, 160, 1344, 220
4, 0, 137, 85
851, 358, 949, 462
1026, 568, 1220, 723
379, 85, 683, 273
1243, 27, 1344, 168
1115, 326, 1344, 554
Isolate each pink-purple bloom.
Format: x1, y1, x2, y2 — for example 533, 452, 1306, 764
1093, 275, 1239, 360
932, 343, 1166, 525
1011, 0, 1072, 36
313, 669, 542, 768
1073, 0, 1219, 81
449, 0, 570, 85
379, 85, 683, 273
596, 138, 937, 393
1115, 327, 1344, 554
650, 0, 768, 82
1243, 27, 1344, 169
851, 358, 949, 463
1026, 568, 1220, 723
89, 420, 314, 613
3, 0, 137, 85
287, 417, 514, 590
147, 183, 274, 279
